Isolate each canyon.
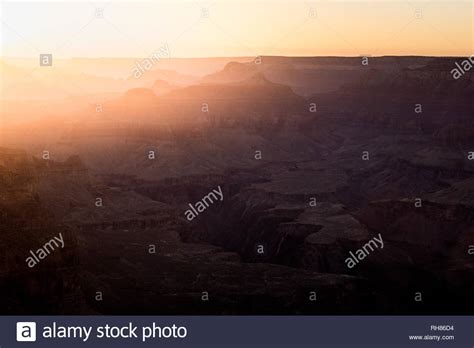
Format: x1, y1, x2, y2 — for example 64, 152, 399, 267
0, 56, 473, 314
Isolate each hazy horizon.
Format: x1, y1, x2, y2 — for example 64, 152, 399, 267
2, 54, 473, 59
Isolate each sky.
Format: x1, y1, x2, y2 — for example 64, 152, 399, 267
0, 0, 472, 58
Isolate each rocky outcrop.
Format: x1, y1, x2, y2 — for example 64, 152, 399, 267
0, 153, 84, 313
